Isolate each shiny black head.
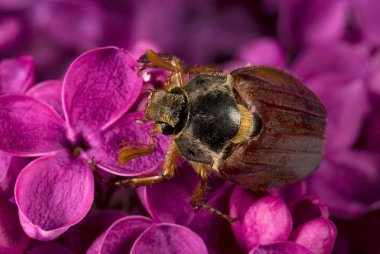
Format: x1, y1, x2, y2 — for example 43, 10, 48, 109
145, 88, 188, 135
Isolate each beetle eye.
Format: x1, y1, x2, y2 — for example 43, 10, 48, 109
159, 123, 175, 135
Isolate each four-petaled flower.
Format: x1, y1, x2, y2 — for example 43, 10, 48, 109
0, 47, 169, 240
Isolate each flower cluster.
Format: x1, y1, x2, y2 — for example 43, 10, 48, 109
1, 0, 380, 253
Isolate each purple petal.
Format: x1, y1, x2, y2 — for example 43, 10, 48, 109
137, 162, 197, 225
306, 74, 370, 151
0, 95, 67, 156
242, 196, 293, 250
249, 241, 313, 254
307, 151, 380, 218
89, 216, 152, 254
0, 152, 28, 198
291, 43, 371, 81
235, 38, 287, 69
290, 195, 329, 229
130, 223, 208, 254
68, 210, 125, 254
0, 56, 34, 94
14, 153, 94, 240
91, 112, 170, 176
31, 1, 103, 48
0, 17, 22, 51
0, 198, 29, 254
278, 0, 348, 49
353, 0, 380, 45
62, 47, 142, 132
229, 186, 263, 250
290, 218, 337, 254
28, 243, 74, 254
27, 80, 64, 118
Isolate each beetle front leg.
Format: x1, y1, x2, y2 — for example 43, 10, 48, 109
139, 49, 185, 90
120, 140, 180, 187
91, 140, 180, 188
118, 123, 161, 165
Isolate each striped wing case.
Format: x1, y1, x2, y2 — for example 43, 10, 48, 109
220, 66, 326, 190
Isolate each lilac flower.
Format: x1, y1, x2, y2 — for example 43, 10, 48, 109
86, 163, 236, 254
0, 47, 169, 240
230, 187, 336, 254
88, 161, 335, 254
87, 215, 208, 254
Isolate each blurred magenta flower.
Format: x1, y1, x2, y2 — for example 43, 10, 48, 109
0, 55, 34, 94
278, 0, 348, 50
352, 0, 380, 46
0, 47, 169, 240
288, 42, 380, 220
224, 38, 287, 71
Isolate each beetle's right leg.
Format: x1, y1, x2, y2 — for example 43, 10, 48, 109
91, 140, 180, 188
190, 165, 238, 222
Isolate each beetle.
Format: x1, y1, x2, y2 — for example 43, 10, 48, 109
95, 49, 326, 220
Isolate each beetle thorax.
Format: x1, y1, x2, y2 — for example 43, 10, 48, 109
145, 89, 188, 132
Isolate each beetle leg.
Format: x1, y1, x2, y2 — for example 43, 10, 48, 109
118, 123, 161, 165
139, 49, 185, 90
139, 49, 180, 72
190, 176, 208, 209
190, 165, 238, 223
92, 140, 180, 188
138, 51, 176, 69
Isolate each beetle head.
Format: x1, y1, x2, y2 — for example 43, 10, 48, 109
145, 89, 188, 135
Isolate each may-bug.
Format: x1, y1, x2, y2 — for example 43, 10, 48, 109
97, 49, 326, 219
